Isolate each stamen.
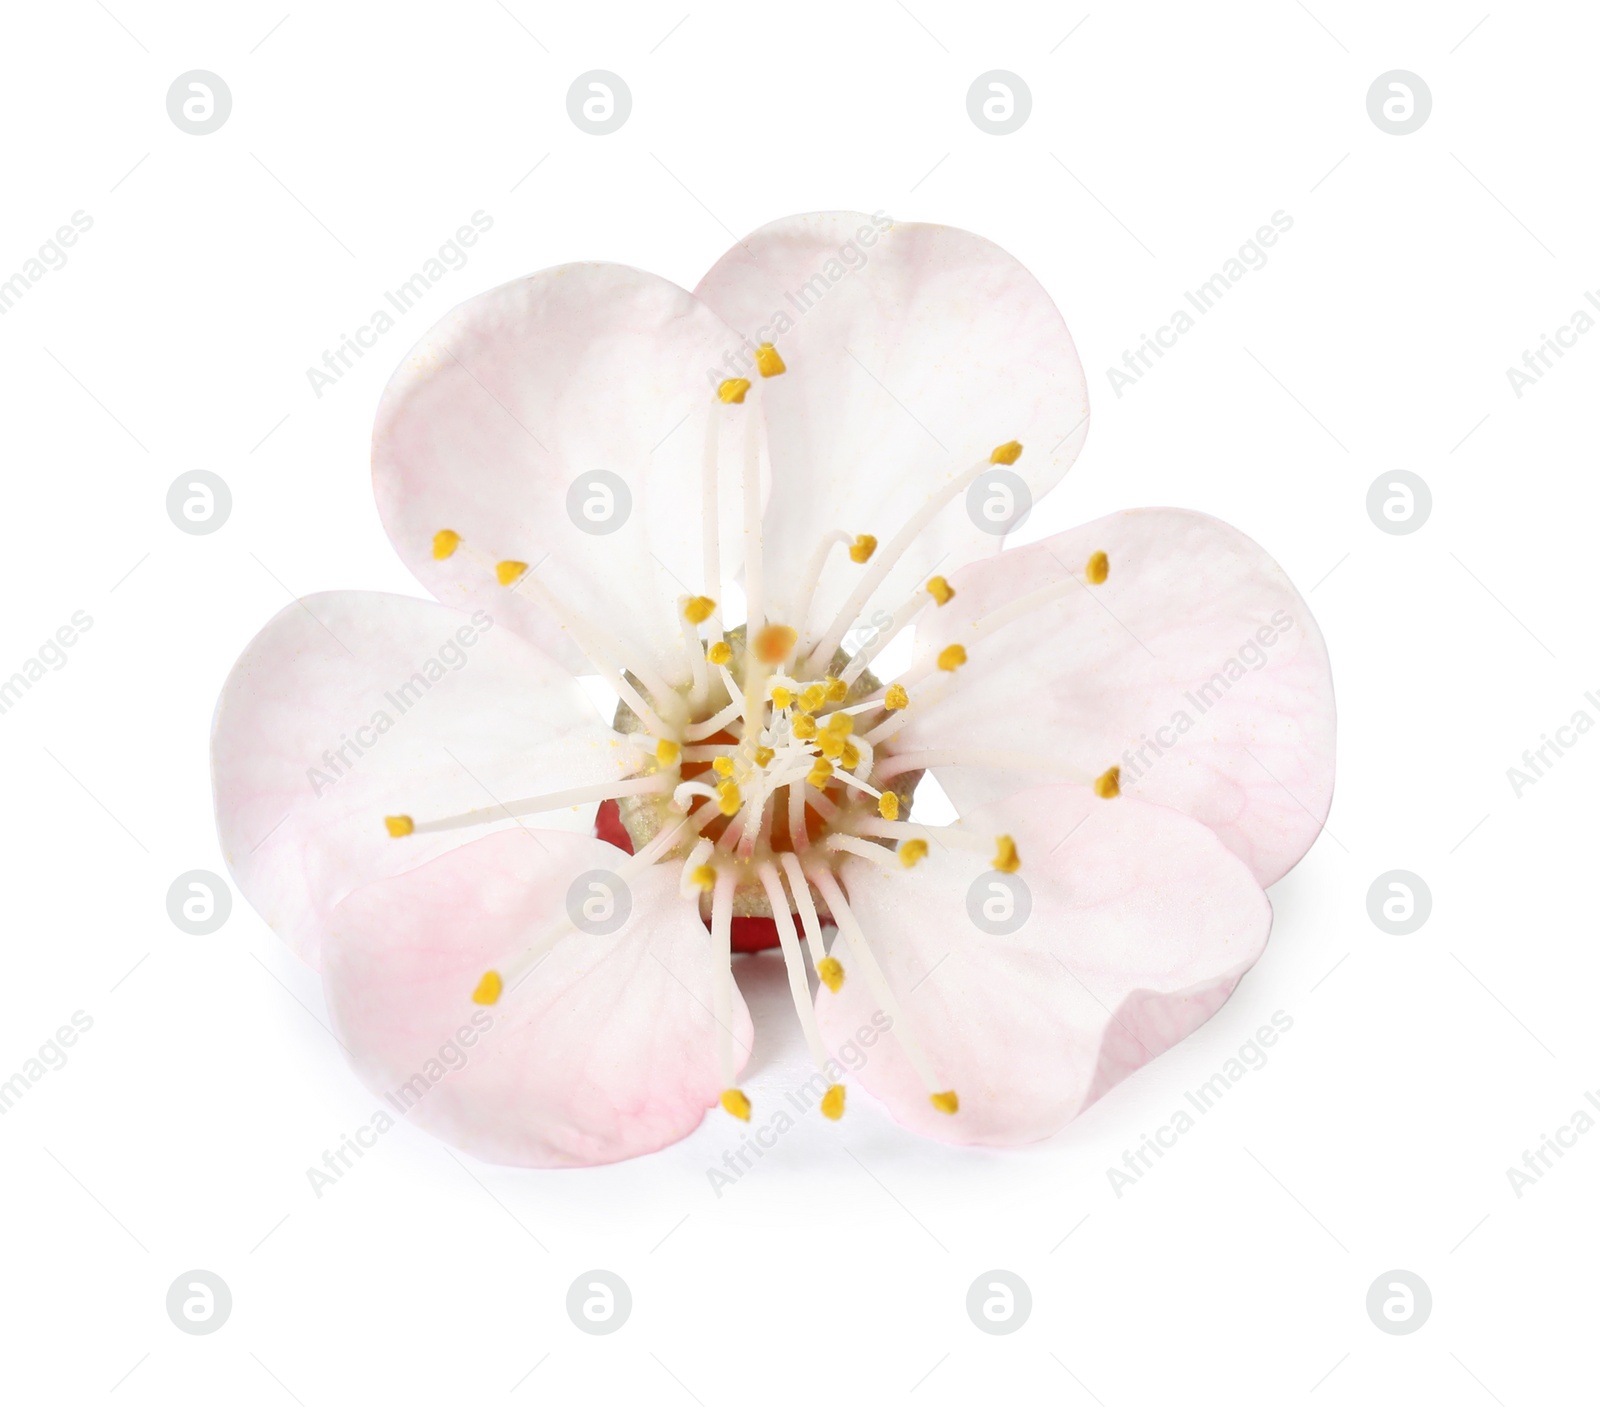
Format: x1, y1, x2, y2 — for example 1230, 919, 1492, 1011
994, 835, 1021, 872
1087, 550, 1110, 584
656, 739, 682, 767
884, 683, 909, 711
690, 863, 717, 892
936, 644, 967, 672
990, 440, 1023, 465
758, 862, 838, 1093
929, 1091, 960, 1115
754, 746, 775, 767
875, 747, 1092, 785
384, 815, 414, 837
718, 378, 751, 404
827, 834, 898, 869
898, 839, 929, 868
1094, 765, 1121, 799
712, 756, 735, 777
716, 780, 743, 816
926, 575, 955, 605
817, 956, 844, 992
791, 712, 818, 741
721, 1088, 752, 1120
841, 587, 931, 687
806, 758, 834, 789
471, 970, 502, 1005
684, 596, 717, 625
755, 343, 786, 377
495, 559, 527, 586
432, 529, 461, 560
878, 792, 899, 820
779, 852, 833, 985
770, 685, 792, 710
394, 774, 665, 836
752, 623, 798, 666
679, 838, 715, 897
849, 534, 878, 563
709, 868, 743, 1115
824, 676, 848, 703
742, 406, 765, 639
799, 684, 826, 713
707, 641, 732, 666
699, 402, 727, 656
820, 1085, 846, 1120
685, 697, 743, 741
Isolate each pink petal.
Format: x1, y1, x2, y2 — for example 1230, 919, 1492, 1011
372, 263, 757, 682
323, 829, 751, 1167
694, 212, 1089, 636
211, 590, 640, 968
889, 507, 1336, 886
814, 785, 1271, 1146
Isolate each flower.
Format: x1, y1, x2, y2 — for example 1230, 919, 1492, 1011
212, 211, 1334, 1168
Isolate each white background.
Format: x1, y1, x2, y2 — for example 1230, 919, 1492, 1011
2, 1, 1594, 1402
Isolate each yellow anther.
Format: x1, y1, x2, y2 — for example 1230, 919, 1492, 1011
495, 560, 527, 586
926, 575, 955, 606
1086, 550, 1110, 585
713, 756, 735, 777
840, 741, 860, 770
432, 529, 461, 560
825, 712, 854, 736
716, 780, 742, 816
754, 746, 775, 767
684, 595, 717, 625
930, 1090, 960, 1115
884, 683, 909, 711
471, 970, 502, 1006
1094, 765, 1121, 799
817, 955, 844, 992
990, 440, 1023, 465
937, 644, 968, 672
993, 834, 1020, 873
825, 677, 848, 703
878, 791, 900, 821
771, 685, 793, 710
800, 684, 826, 713
898, 838, 929, 868
755, 343, 786, 377
690, 864, 717, 892
656, 739, 681, 768
820, 1084, 846, 1120
791, 712, 818, 741
384, 815, 414, 838
708, 641, 732, 666
753, 622, 798, 665
849, 534, 878, 564
818, 730, 845, 760
720, 1088, 752, 1120
807, 758, 834, 789
718, 378, 751, 404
